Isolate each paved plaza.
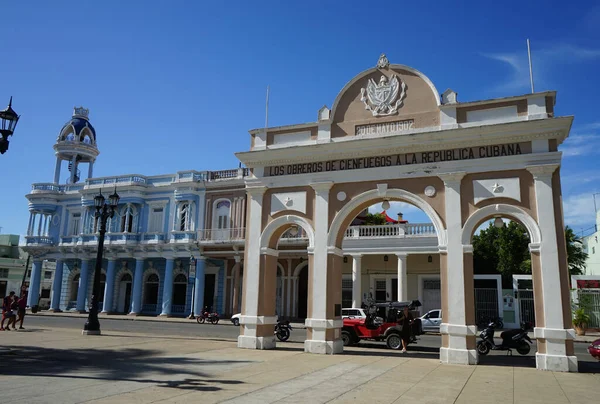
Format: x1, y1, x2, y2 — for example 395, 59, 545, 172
0, 321, 598, 403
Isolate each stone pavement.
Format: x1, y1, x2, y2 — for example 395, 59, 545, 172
0, 326, 598, 403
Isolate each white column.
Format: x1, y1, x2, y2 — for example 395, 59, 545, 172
241, 196, 246, 229
237, 186, 276, 350
88, 161, 94, 179
351, 254, 362, 308
396, 253, 408, 302
27, 213, 34, 236
54, 157, 62, 184
37, 213, 43, 236
305, 182, 342, 354
69, 155, 78, 183
527, 164, 578, 372
292, 277, 298, 317
439, 172, 476, 365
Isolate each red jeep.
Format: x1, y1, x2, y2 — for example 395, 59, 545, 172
341, 300, 423, 350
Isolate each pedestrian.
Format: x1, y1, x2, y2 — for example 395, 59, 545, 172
1, 291, 17, 331
398, 306, 414, 353
16, 292, 27, 330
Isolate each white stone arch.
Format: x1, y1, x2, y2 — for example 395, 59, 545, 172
293, 260, 309, 277
59, 124, 76, 142
461, 203, 542, 246
327, 188, 447, 248
330, 63, 441, 117
113, 265, 133, 313
212, 198, 232, 239
79, 127, 94, 145
260, 215, 315, 250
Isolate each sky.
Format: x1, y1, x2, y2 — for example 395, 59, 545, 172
0, 0, 599, 238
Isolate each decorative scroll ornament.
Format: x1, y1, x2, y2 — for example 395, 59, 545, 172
376, 53, 390, 69
360, 75, 407, 117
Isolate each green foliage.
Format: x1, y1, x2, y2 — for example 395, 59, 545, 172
364, 213, 386, 225
473, 222, 590, 286
573, 307, 591, 327
565, 226, 588, 275
472, 221, 531, 287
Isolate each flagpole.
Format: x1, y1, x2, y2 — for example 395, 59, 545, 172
265, 85, 270, 130
527, 39, 535, 93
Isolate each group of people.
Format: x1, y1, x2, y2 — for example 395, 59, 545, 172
1, 291, 27, 331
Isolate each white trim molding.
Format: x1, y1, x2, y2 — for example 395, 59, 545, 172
260, 214, 315, 250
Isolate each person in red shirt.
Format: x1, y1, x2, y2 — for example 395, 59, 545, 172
16, 293, 27, 330
1, 291, 17, 331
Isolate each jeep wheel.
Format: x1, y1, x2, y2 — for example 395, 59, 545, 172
386, 333, 402, 350
341, 331, 352, 346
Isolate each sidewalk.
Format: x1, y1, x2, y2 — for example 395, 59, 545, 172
0, 326, 598, 404
30, 310, 600, 343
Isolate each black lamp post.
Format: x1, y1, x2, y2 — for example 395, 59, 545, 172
0, 97, 20, 155
83, 188, 120, 335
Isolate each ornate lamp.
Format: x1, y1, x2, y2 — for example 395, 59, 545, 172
381, 199, 391, 211
494, 217, 504, 228
0, 97, 20, 154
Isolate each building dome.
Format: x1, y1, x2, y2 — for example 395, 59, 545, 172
57, 107, 97, 144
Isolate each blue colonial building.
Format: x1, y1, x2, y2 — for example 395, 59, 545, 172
23, 107, 249, 317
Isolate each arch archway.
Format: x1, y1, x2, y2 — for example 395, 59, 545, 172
142, 272, 160, 313
327, 188, 446, 249
260, 215, 315, 250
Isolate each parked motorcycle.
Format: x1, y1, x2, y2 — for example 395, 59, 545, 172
197, 308, 220, 325
477, 321, 532, 356
275, 319, 292, 342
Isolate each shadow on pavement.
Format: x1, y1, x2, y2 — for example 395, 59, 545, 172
103, 333, 237, 343
0, 345, 249, 391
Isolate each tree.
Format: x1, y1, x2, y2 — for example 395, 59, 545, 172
472, 222, 589, 285
364, 213, 386, 225
472, 221, 531, 287
565, 226, 587, 275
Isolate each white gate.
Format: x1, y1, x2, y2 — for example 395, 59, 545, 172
475, 288, 500, 324
577, 289, 600, 328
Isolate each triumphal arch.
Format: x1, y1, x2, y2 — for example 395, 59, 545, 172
234, 54, 577, 372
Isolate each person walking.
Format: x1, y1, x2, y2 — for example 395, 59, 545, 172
398, 306, 414, 353
16, 292, 27, 330
1, 291, 17, 331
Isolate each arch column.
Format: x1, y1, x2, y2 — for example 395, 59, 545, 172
305, 182, 343, 355
129, 258, 144, 315
439, 172, 477, 365
76, 259, 90, 312
160, 257, 175, 316
527, 165, 577, 372
102, 258, 116, 313
50, 259, 64, 312
396, 253, 408, 302
238, 186, 278, 350
193, 257, 206, 315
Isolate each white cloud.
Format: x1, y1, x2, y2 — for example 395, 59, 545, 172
562, 192, 599, 230
559, 133, 600, 157
483, 43, 600, 94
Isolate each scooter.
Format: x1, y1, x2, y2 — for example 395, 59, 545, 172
477, 321, 532, 356
275, 319, 292, 342
196, 308, 220, 325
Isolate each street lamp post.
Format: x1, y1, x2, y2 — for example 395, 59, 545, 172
188, 255, 196, 319
0, 97, 20, 155
83, 188, 120, 335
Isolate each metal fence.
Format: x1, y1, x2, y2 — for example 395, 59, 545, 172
518, 289, 536, 326
577, 289, 600, 328
474, 288, 499, 324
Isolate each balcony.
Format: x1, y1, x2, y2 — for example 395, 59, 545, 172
344, 223, 436, 239
170, 231, 197, 243
197, 228, 245, 244
25, 236, 55, 246
141, 233, 167, 244
106, 232, 141, 245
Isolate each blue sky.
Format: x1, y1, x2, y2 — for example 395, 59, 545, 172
1, 0, 599, 237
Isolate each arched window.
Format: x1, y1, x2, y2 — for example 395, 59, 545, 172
121, 273, 132, 282
213, 200, 231, 240
174, 274, 187, 283
144, 273, 159, 306
119, 204, 137, 233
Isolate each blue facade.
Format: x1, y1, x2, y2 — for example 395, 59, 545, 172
23, 107, 249, 317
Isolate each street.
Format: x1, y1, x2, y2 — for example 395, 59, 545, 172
21, 315, 600, 373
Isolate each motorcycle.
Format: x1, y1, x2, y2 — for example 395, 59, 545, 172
477, 321, 532, 356
197, 308, 220, 325
275, 319, 292, 342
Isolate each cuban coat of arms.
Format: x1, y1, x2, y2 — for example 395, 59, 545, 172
360, 74, 407, 117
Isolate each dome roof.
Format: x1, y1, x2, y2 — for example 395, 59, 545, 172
60, 117, 96, 140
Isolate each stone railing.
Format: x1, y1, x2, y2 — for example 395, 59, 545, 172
198, 228, 246, 243
344, 223, 436, 239
25, 236, 55, 245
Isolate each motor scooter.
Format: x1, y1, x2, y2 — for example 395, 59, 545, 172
275, 318, 292, 341
477, 321, 532, 356
196, 307, 220, 324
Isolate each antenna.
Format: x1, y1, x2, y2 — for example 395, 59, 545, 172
265, 85, 270, 130
527, 39, 535, 93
